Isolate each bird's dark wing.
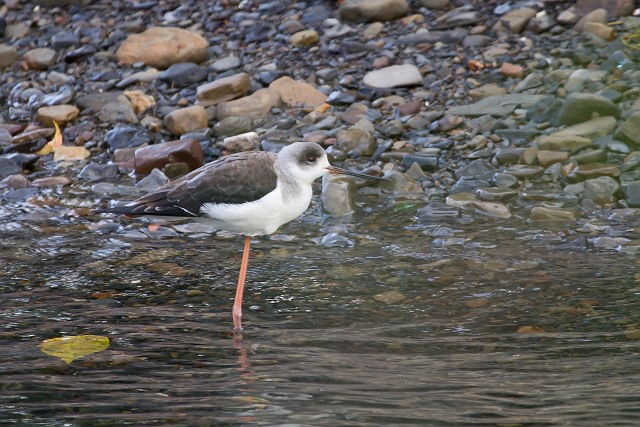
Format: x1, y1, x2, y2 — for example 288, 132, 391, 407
99, 151, 278, 217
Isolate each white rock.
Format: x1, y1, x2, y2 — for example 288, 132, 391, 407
363, 64, 422, 88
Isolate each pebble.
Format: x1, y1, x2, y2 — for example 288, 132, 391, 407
163, 105, 208, 136
23, 48, 58, 70
0, 44, 18, 68
363, 64, 422, 88
36, 105, 80, 126
291, 30, 319, 47
196, 73, 251, 107
160, 62, 208, 87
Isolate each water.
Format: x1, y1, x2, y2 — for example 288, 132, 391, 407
1, 193, 640, 426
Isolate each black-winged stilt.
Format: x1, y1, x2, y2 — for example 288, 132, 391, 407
99, 141, 387, 330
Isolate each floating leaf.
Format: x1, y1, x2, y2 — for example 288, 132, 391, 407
39, 334, 110, 364
35, 121, 63, 156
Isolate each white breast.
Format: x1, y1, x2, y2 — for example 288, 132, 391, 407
199, 184, 313, 236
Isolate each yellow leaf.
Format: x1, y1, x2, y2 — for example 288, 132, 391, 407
39, 334, 110, 364
35, 121, 63, 156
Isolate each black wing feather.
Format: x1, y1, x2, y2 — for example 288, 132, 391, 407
99, 151, 278, 217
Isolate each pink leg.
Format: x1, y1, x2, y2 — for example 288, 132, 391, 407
232, 236, 251, 331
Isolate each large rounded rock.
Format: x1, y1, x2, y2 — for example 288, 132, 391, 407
116, 27, 209, 69
335, 127, 377, 156
583, 176, 620, 205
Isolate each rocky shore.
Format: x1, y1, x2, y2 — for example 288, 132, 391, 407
1, 0, 639, 252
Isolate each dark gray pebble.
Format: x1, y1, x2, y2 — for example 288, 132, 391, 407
160, 63, 208, 87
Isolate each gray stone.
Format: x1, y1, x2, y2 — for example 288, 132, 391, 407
624, 181, 640, 206
160, 63, 207, 87
0, 44, 18, 68
558, 93, 619, 126
210, 55, 241, 72
213, 116, 253, 137
339, 0, 409, 22
98, 96, 138, 123
447, 94, 547, 118
615, 111, 640, 146
335, 127, 377, 156
322, 174, 356, 216
583, 176, 620, 205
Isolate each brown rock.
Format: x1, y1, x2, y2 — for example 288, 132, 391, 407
574, 163, 621, 179
341, 102, 370, 125
134, 138, 204, 177
269, 76, 327, 109
32, 176, 70, 187
290, 30, 319, 47
163, 105, 208, 136
221, 132, 260, 155
196, 73, 251, 107
492, 7, 536, 33
500, 62, 524, 78
575, 8, 607, 31
124, 90, 156, 114
216, 88, 282, 119
582, 22, 616, 41
36, 104, 80, 125
536, 150, 569, 167
0, 44, 19, 68
116, 27, 208, 69
23, 48, 57, 70
536, 134, 593, 153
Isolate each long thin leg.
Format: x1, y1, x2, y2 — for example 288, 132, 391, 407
232, 236, 251, 331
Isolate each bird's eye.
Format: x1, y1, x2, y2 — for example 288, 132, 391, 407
306, 156, 316, 163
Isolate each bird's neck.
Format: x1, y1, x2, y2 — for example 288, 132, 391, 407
276, 167, 305, 203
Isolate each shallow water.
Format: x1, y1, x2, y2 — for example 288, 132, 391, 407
1, 192, 640, 426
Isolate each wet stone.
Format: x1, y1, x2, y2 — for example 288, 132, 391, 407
417, 202, 459, 220
335, 127, 377, 156
373, 290, 406, 304
530, 206, 579, 221
322, 174, 356, 216
624, 181, 640, 207
583, 176, 620, 205
558, 93, 619, 126
475, 187, 518, 202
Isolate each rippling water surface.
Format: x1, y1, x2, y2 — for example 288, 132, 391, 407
1, 193, 640, 426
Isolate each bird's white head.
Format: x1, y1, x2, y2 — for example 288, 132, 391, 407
275, 141, 331, 185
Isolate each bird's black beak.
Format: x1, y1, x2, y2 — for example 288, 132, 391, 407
326, 166, 390, 181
